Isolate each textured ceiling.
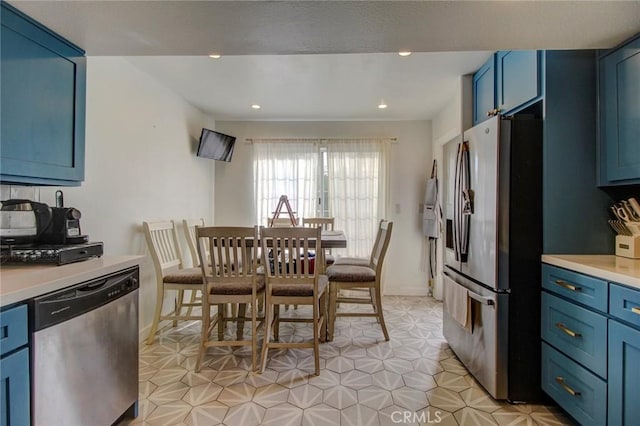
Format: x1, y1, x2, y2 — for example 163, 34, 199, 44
7, 1, 640, 120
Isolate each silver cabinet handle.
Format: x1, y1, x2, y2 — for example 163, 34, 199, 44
555, 376, 581, 396
554, 279, 581, 292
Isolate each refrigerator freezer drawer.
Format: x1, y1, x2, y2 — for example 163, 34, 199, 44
442, 271, 508, 399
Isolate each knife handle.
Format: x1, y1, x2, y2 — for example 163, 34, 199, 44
629, 198, 640, 218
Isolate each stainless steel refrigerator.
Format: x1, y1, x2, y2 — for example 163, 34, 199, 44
442, 115, 543, 402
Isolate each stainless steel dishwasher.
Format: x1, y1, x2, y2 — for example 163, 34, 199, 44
32, 266, 139, 426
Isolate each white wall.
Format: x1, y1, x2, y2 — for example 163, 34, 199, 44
34, 57, 215, 337
430, 75, 473, 300
213, 120, 432, 296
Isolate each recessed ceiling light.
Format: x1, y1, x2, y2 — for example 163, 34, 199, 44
208, 54, 221, 59
251, 104, 261, 110
398, 51, 412, 57
378, 103, 388, 109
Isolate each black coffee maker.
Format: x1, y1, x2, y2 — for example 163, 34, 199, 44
39, 207, 88, 244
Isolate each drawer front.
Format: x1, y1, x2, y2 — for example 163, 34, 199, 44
0, 304, 28, 356
542, 264, 608, 311
610, 283, 640, 328
0, 347, 30, 426
541, 292, 607, 378
608, 320, 640, 426
541, 343, 607, 426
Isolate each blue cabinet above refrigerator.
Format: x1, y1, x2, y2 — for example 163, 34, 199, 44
0, 2, 86, 186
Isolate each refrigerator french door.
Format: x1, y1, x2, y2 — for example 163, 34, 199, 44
443, 116, 543, 402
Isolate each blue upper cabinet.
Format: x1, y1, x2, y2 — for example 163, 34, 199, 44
473, 51, 542, 126
0, 2, 86, 186
472, 55, 496, 125
496, 50, 543, 116
599, 35, 640, 186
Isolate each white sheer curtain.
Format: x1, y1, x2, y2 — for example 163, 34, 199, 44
253, 139, 319, 226
327, 139, 390, 257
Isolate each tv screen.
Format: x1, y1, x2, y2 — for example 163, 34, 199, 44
197, 128, 236, 162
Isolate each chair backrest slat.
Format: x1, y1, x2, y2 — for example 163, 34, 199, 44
302, 217, 335, 231
371, 220, 393, 274
261, 226, 320, 284
183, 218, 205, 266
197, 226, 258, 283
143, 220, 184, 273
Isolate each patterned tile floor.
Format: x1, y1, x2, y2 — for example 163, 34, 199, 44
121, 296, 575, 426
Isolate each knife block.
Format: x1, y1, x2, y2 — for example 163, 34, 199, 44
615, 235, 640, 259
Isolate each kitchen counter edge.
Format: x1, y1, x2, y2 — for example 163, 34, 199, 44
0, 255, 144, 307
542, 254, 640, 290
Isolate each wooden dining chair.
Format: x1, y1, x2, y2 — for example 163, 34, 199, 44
302, 217, 334, 231
326, 220, 393, 342
259, 226, 328, 375
195, 226, 265, 372
183, 218, 205, 267
302, 217, 336, 266
143, 220, 203, 345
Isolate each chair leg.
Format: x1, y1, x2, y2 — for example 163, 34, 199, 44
319, 291, 327, 343
374, 284, 389, 341
259, 294, 272, 373
313, 292, 320, 376
328, 282, 338, 341
251, 296, 258, 372
273, 304, 280, 341
195, 300, 210, 372
186, 289, 198, 319
237, 303, 247, 340
146, 282, 164, 345
217, 303, 225, 341
174, 289, 185, 327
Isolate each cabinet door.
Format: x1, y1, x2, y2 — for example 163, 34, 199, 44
496, 50, 542, 115
608, 320, 640, 426
0, 348, 30, 426
600, 36, 640, 184
0, 3, 86, 186
472, 55, 495, 125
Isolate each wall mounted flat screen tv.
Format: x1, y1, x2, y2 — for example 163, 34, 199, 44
197, 128, 236, 162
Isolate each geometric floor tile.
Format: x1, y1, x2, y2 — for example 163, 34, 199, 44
454, 406, 499, 425
357, 386, 394, 410
253, 383, 290, 408
302, 403, 341, 426
183, 401, 228, 426
323, 385, 358, 410
222, 401, 265, 426
120, 296, 574, 426
426, 387, 467, 412
341, 404, 380, 426
262, 403, 304, 425
287, 384, 323, 408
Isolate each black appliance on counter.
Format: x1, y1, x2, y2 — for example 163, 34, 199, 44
39, 207, 88, 245
1, 198, 102, 265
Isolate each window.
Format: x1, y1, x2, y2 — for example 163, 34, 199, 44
253, 138, 390, 257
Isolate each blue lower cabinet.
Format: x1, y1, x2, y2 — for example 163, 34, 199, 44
0, 348, 30, 426
608, 320, 640, 426
541, 292, 607, 378
542, 343, 607, 426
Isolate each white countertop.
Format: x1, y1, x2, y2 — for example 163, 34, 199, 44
542, 254, 640, 290
0, 255, 143, 307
